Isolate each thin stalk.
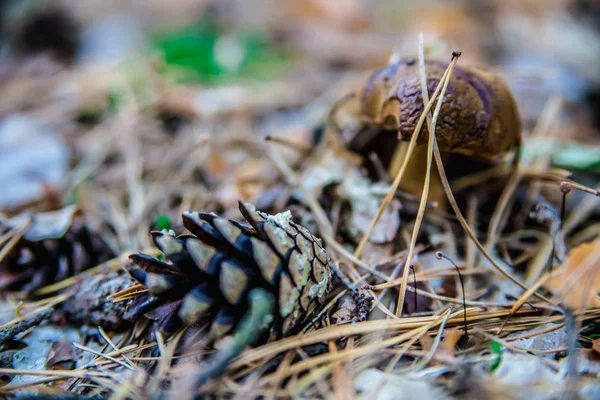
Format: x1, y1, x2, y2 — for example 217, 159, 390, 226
396, 52, 460, 316
433, 142, 552, 303
353, 60, 453, 259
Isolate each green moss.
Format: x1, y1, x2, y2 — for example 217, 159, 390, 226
521, 138, 600, 172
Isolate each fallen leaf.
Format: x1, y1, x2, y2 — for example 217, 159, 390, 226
330, 292, 356, 324
11, 326, 79, 386
546, 241, 600, 310
421, 328, 462, 367
339, 169, 401, 244
438, 329, 463, 356
46, 341, 74, 370
0, 204, 78, 241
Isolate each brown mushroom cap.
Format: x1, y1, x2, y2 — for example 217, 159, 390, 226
359, 59, 522, 159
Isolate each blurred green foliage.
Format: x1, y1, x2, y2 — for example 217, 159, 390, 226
581, 318, 600, 340
522, 139, 600, 172
155, 214, 172, 231
150, 19, 290, 85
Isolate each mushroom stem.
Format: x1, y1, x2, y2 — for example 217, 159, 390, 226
390, 143, 448, 210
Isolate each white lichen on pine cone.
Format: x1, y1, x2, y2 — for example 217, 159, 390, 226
124, 201, 333, 340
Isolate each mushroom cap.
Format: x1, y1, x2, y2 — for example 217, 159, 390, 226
360, 59, 522, 159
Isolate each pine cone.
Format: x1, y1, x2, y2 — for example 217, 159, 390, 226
125, 202, 333, 339
0, 206, 111, 293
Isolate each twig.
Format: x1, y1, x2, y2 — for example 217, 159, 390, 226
0, 308, 52, 345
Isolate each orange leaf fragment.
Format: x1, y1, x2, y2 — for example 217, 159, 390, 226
593, 338, 600, 355
439, 328, 463, 355
546, 241, 600, 310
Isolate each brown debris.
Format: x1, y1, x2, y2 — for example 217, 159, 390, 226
58, 272, 134, 330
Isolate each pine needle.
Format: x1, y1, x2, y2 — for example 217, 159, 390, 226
396, 44, 460, 317
433, 140, 552, 302
353, 54, 453, 259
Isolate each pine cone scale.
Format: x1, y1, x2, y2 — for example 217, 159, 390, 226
185, 238, 220, 275
178, 285, 214, 326
219, 259, 252, 305
125, 202, 333, 339
249, 236, 280, 284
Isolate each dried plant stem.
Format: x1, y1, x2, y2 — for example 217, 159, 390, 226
368, 267, 489, 290
322, 235, 391, 281
265, 135, 311, 155
515, 96, 562, 229
97, 326, 139, 370
451, 166, 570, 192
396, 52, 460, 317
264, 351, 295, 400
408, 41, 550, 302
353, 60, 452, 259
233, 307, 506, 370
402, 284, 544, 310
0, 220, 30, 263
384, 312, 435, 372
437, 252, 469, 339
485, 171, 521, 251
497, 272, 551, 334
34, 248, 158, 296
72, 343, 134, 370
407, 308, 452, 370
251, 310, 452, 383
0, 293, 71, 331
510, 272, 551, 315
0, 377, 69, 392
566, 181, 599, 196
433, 143, 552, 303
267, 148, 334, 239
0, 368, 108, 378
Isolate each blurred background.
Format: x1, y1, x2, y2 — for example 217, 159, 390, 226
2, 1, 600, 395
0, 0, 599, 250
1, 0, 599, 119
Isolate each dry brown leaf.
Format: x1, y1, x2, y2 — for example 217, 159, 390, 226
46, 340, 74, 370
593, 339, 600, 355
546, 241, 600, 310
438, 328, 463, 357
423, 328, 462, 367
